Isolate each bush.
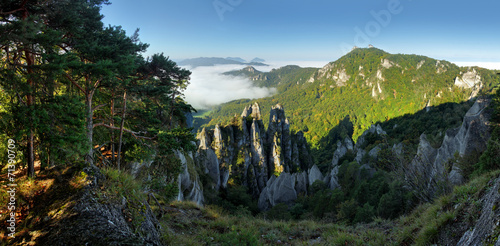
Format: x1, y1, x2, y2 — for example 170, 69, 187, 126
354, 203, 375, 223
309, 180, 327, 194
290, 203, 305, 219
456, 150, 482, 179
474, 128, 500, 175
266, 203, 292, 221
377, 182, 405, 219
221, 185, 259, 215
337, 199, 358, 223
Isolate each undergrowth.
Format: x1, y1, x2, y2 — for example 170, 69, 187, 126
157, 169, 500, 245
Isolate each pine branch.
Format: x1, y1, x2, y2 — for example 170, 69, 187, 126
92, 104, 107, 112
64, 73, 86, 94
93, 123, 156, 140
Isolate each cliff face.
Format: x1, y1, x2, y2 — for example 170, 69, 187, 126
188, 96, 494, 211
455, 174, 500, 245
195, 103, 314, 208
327, 97, 493, 203
407, 97, 492, 200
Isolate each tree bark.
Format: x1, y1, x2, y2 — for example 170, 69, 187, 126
110, 91, 115, 165
66, 74, 100, 167
116, 91, 127, 170
25, 48, 35, 178
85, 92, 94, 166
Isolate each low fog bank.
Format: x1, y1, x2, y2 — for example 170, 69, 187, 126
181, 61, 328, 110
453, 61, 500, 70
182, 64, 276, 110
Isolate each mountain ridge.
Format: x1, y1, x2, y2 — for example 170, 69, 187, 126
178, 57, 268, 68
202, 48, 498, 143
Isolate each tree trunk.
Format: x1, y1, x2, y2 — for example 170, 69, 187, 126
110, 92, 115, 165
25, 48, 35, 178
116, 91, 127, 170
85, 92, 94, 166
27, 131, 35, 177
168, 92, 176, 130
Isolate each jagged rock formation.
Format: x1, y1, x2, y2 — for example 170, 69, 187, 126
126, 150, 204, 206
454, 69, 482, 89
321, 96, 492, 203
404, 98, 492, 199
194, 103, 321, 210
323, 124, 387, 190
308, 165, 323, 186
176, 151, 204, 206
190, 96, 494, 211
454, 68, 483, 100
331, 137, 354, 166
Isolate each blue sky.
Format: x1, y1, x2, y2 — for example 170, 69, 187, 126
101, 0, 500, 63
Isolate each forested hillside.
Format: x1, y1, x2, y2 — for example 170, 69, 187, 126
0, 1, 195, 244
201, 48, 500, 168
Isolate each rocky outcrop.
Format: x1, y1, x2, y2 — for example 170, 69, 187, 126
258, 173, 298, 211
324, 166, 340, 190
417, 60, 426, 70
324, 124, 388, 192
195, 103, 313, 205
127, 150, 205, 207
368, 145, 382, 160
381, 58, 394, 69
454, 68, 483, 99
356, 124, 386, 148
331, 137, 354, 166
196, 128, 220, 189
176, 151, 204, 206
454, 69, 482, 89
308, 165, 323, 186
128, 160, 154, 179
456, 174, 500, 245
45, 165, 162, 246
293, 172, 308, 196
309, 63, 351, 86
241, 102, 262, 120
407, 98, 492, 198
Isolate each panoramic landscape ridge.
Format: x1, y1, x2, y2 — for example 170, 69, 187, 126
1, 0, 500, 246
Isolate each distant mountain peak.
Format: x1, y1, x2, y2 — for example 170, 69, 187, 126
243, 66, 257, 73
226, 57, 246, 63
251, 57, 266, 63
178, 57, 268, 68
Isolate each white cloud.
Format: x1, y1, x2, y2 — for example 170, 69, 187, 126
183, 64, 277, 110
452, 61, 500, 70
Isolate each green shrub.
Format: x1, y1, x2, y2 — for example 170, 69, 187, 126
354, 203, 375, 223
337, 199, 358, 223
290, 203, 305, 219
214, 229, 259, 246
474, 128, 500, 176
267, 203, 292, 221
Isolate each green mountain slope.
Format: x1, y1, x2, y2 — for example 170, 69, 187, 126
223, 65, 318, 92
201, 48, 500, 166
